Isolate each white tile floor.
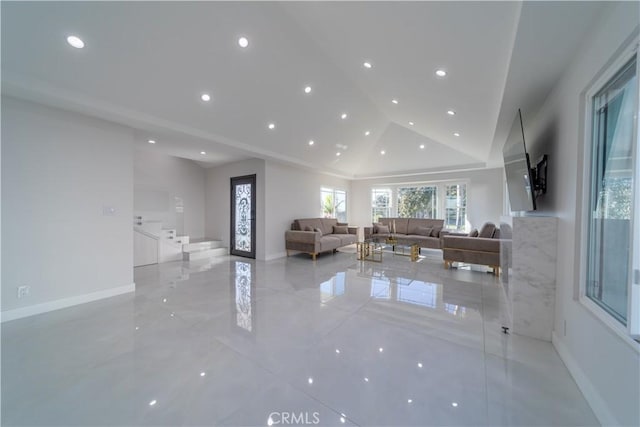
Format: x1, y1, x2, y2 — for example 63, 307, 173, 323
1, 250, 599, 426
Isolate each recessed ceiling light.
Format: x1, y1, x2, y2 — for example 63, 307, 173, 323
364, 130, 370, 136
200, 151, 206, 155
336, 152, 341, 156
340, 113, 347, 120
391, 99, 398, 105
238, 36, 249, 48
304, 86, 312, 94
453, 132, 460, 137
419, 144, 425, 149
149, 400, 157, 407
435, 69, 447, 77
200, 93, 211, 102
268, 123, 275, 130
363, 62, 372, 69
66, 35, 84, 49
408, 121, 414, 126
200, 372, 206, 377
308, 377, 314, 385
447, 110, 456, 116
408, 399, 413, 404
452, 402, 459, 407
380, 150, 386, 155
148, 139, 156, 144
308, 140, 314, 146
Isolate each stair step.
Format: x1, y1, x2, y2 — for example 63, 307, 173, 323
183, 247, 228, 261
183, 240, 224, 252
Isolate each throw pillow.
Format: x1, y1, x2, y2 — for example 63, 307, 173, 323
314, 227, 323, 235
304, 226, 314, 232
415, 226, 433, 236
333, 225, 349, 234
468, 229, 479, 237
375, 225, 390, 234
478, 222, 496, 238
430, 226, 442, 237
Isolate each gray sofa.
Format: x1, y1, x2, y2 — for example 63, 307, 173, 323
363, 217, 445, 249
285, 218, 358, 260
442, 222, 503, 275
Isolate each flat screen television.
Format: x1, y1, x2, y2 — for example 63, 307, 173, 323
503, 109, 536, 211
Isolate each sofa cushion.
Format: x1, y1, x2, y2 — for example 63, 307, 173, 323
319, 236, 341, 251
320, 218, 338, 236
334, 234, 357, 245
407, 218, 432, 234
415, 226, 433, 236
296, 218, 322, 231
375, 224, 390, 234
333, 225, 349, 234
468, 229, 479, 237
304, 225, 314, 232
479, 222, 496, 238
379, 218, 409, 234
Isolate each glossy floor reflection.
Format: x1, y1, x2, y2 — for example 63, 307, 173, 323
2, 251, 598, 426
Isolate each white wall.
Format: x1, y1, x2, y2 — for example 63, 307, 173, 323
522, 3, 639, 425
205, 158, 266, 259
1, 97, 134, 315
265, 161, 351, 259
350, 168, 504, 229
134, 150, 205, 238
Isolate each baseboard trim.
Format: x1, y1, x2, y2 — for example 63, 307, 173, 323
552, 331, 617, 426
265, 252, 287, 261
1, 283, 136, 323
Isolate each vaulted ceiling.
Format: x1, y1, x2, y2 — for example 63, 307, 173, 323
1, 1, 605, 178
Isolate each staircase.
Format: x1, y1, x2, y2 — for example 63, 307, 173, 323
134, 216, 228, 265
182, 239, 228, 261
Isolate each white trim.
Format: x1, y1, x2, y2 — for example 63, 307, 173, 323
552, 331, 618, 426
0, 283, 136, 323
579, 295, 640, 353
265, 251, 287, 261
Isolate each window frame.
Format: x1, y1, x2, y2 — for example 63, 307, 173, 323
321, 187, 347, 222
579, 40, 640, 348
371, 188, 393, 223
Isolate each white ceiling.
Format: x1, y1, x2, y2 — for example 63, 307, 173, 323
1, 1, 606, 178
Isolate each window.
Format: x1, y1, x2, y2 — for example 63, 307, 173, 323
321, 187, 347, 222
370, 183, 468, 230
371, 188, 392, 222
397, 186, 437, 218
444, 183, 467, 231
585, 53, 638, 331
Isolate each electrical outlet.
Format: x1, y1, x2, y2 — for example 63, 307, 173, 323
17, 285, 30, 299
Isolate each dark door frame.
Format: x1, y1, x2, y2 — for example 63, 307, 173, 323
230, 174, 257, 259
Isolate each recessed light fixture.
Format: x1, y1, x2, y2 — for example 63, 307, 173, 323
308, 140, 314, 146
408, 121, 414, 126
380, 150, 386, 155
340, 113, 347, 120
200, 151, 206, 155
336, 152, 341, 156
304, 86, 312, 94
268, 123, 275, 130
308, 377, 314, 385
418, 362, 423, 367
363, 62, 372, 69
238, 36, 249, 48
453, 132, 460, 137
408, 399, 413, 404
391, 99, 398, 105
452, 402, 459, 407
149, 400, 157, 407
379, 347, 384, 353
200, 372, 206, 377
364, 130, 371, 136
447, 110, 456, 116
66, 35, 85, 49
364, 377, 369, 382
148, 139, 156, 144
419, 144, 425, 149
435, 69, 447, 77
335, 349, 340, 354
200, 93, 211, 102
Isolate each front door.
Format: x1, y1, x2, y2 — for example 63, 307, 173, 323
230, 174, 256, 258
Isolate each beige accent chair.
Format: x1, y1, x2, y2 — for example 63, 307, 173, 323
442, 222, 503, 275
285, 218, 358, 260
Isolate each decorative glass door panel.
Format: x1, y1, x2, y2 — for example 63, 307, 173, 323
230, 175, 256, 258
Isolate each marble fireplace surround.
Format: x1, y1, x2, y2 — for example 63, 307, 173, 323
499, 216, 558, 341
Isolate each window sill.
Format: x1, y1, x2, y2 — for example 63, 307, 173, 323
579, 295, 640, 354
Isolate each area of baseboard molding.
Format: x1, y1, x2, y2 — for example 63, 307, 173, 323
1, 283, 136, 323
552, 331, 617, 426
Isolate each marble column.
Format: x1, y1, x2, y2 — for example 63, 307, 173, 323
510, 216, 558, 341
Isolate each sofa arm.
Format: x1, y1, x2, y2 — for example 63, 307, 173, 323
285, 230, 321, 244
439, 230, 467, 247
443, 236, 501, 253
364, 226, 373, 239
348, 226, 359, 235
